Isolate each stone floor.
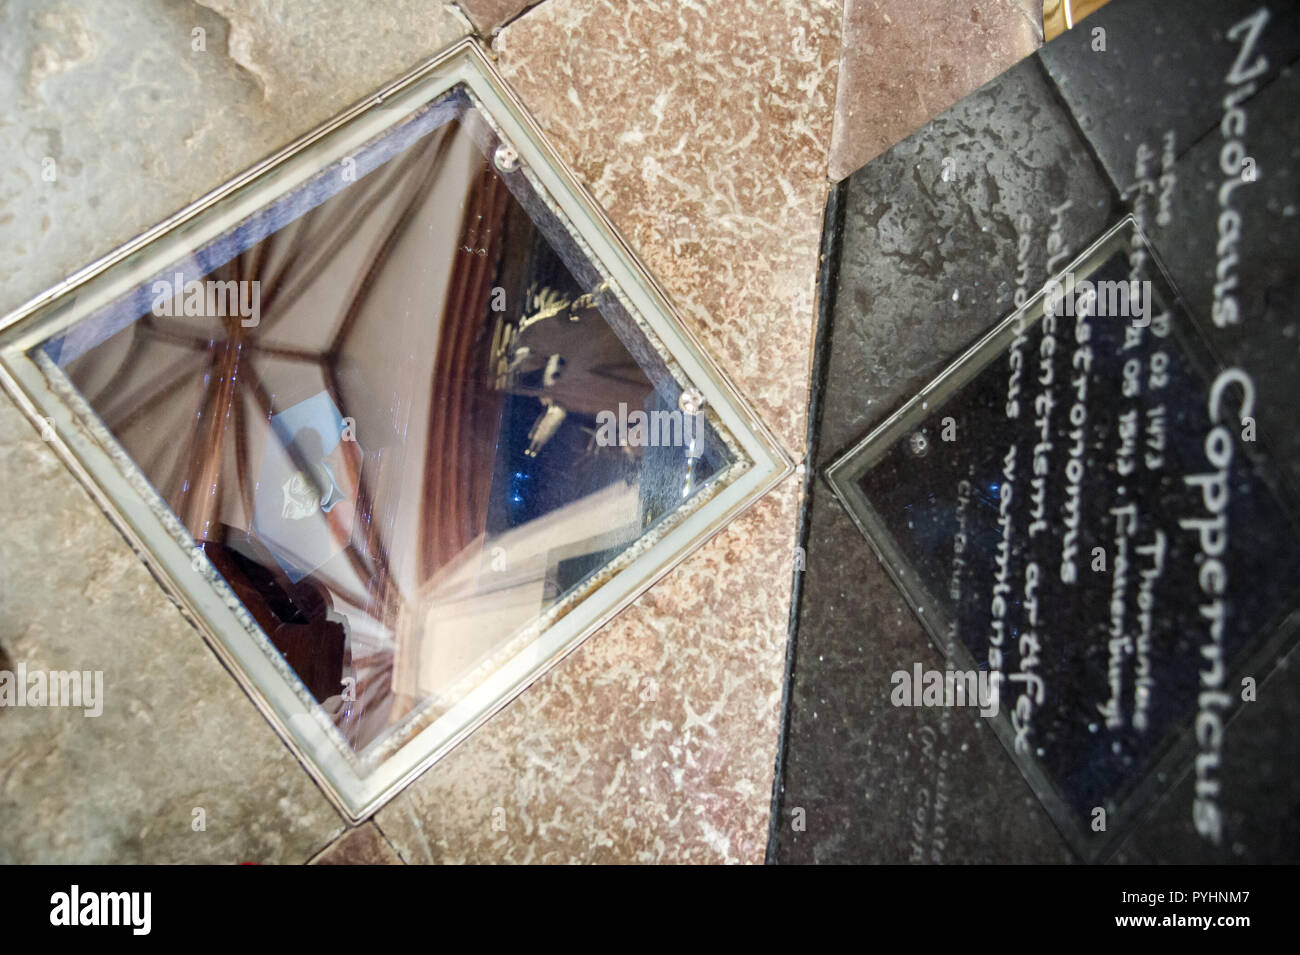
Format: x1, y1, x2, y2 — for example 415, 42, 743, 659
0, 0, 1039, 863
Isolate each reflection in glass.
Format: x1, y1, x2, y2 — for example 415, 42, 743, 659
44, 88, 734, 757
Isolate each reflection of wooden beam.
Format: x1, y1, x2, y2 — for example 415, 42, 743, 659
233, 379, 254, 526
138, 319, 217, 350
240, 343, 321, 363
88, 316, 202, 407
181, 318, 245, 541
108, 356, 200, 435
327, 127, 455, 359
257, 140, 434, 320
417, 152, 512, 580
323, 362, 395, 606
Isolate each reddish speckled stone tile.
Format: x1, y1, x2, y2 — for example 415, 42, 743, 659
828, 0, 1042, 180
492, 0, 841, 457
458, 0, 541, 35
376, 473, 801, 863
311, 824, 404, 865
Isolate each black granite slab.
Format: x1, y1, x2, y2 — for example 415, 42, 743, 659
771, 0, 1300, 864
1038, 0, 1300, 198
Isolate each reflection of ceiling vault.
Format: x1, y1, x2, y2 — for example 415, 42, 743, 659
66, 109, 673, 754
74, 124, 461, 746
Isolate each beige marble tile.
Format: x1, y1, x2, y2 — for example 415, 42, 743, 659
493, 0, 841, 456
311, 823, 404, 865
0, 0, 469, 315
0, 397, 344, 863
828, 0, 1043, 180
377, 473, 801, 863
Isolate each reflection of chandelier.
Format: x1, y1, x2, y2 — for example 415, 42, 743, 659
516, 281, 608, 332
492, 279, 620, 458
492, 283, 604, 376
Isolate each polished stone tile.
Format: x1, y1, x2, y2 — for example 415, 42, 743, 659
777, 0, 1300, 864
1133, 59, 1300, 492
377, 474, 801, 864
1038, 0, 1300, 196
1110, 642, 1300, 864
311, 823, 404, 865
458, 0, 540, 35
0, 398, 344, 864
828, 0, 1042, 181
820, 59, 1116, 461
775, 58, 1115, 864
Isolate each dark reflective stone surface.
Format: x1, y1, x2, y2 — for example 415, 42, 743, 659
774, 0, 1300, 864
830, 220, 1300, 857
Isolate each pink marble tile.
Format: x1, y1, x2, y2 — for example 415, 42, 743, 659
311, 824, 404, 865
376, 473, 802, 863
829, 0, 1043, 180
457, 0, 541, 35
493, 0, 842, 456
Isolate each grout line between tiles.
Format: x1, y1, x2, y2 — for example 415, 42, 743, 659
764, 177, 848, 864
